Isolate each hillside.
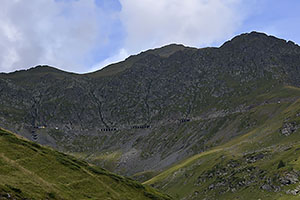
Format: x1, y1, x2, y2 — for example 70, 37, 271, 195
0, 127, 170, 200
1, 31, 300, 179
145, 86, 300, 199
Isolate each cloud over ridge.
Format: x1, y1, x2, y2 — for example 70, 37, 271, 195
119, 0, 245, 53
0, 0, 246, 73
0, 0, 114, 73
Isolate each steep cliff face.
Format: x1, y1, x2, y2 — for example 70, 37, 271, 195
1, 32, 300, 176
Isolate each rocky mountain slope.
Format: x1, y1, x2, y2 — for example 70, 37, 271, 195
144, 89, 300, 199
1, 31, 300, 180
0, 127, 170, 200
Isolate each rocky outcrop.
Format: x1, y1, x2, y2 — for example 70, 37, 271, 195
244, 153, 265, 163
281, 122, 300, 136
286, 185, 300, 196
280, 171, 299, 185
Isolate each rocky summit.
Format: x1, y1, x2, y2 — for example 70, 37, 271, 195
1, 31, 300, 199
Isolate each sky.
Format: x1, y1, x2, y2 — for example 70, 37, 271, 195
0, 0, 299, 73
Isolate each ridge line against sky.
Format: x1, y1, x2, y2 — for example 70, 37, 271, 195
0, 0, 299, 73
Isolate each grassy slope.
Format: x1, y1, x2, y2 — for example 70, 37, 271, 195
0, 128, 171, 200
144, 86, 300, 200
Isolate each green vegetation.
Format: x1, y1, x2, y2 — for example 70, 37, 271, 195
144, 89, 300, 200
0, 128, 171, 200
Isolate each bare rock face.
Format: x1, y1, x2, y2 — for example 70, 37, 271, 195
281, 122, 299, 136
286, 185, 300, 196
280, 171, 299, 185
1, 32, 300, 175
260, 184, 273, 192
245, 153, 265, 163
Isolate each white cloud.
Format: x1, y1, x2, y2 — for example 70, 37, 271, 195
0, 0, 249, 73
119, 0, 246, 54
0, 0, 112, 73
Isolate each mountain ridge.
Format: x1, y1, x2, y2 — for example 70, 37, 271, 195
1, 31, 300, 179
3, 31, 299, 77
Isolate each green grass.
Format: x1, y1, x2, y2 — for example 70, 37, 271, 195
0, 128, 171, 200
143, 87, 300, 200
144, 148, 222, 185
70, 151, 122, 172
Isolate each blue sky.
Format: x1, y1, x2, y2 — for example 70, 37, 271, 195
0, 0, 299, 73
239, 0, 300, 43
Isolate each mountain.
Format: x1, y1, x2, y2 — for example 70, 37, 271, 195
1, 31, 300, 183
144, 89, 300, 199
0, 127, 170, 199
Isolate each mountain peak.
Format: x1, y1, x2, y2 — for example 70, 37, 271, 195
142, 43, 193, 58
220, 31, 296, 50
4, 65, 75, 78
25, 65, 74, 74
244, 31, 268, 38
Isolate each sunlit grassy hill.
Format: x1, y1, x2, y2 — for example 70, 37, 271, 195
0, 128, 171, 200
